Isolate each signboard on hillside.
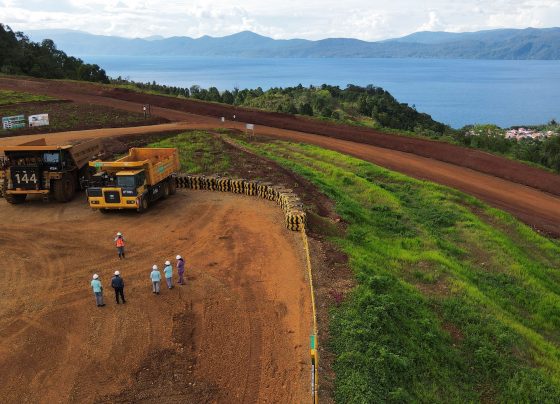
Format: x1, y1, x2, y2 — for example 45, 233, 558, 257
2, 115, 26, 130
28, 114, 49, 127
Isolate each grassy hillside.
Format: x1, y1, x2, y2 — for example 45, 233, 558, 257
147, 130, 560, 401
233, 138, 560, 402
0, 89, 54, 105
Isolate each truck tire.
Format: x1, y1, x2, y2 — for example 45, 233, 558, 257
169, 178, 177, 195
5, 193, 26, 204
137, 196, 149, 213
162, 182, 170, 199
53, 173, 76, 202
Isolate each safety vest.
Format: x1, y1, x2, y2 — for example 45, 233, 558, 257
116, 237, 125, 247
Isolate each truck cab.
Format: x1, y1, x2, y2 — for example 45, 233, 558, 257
88, 170, 148, 209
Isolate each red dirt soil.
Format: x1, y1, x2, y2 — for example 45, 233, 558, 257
1, 76, 559, 401
2, 121, 559, 237
2, 76, 560, 197
1, 76, 559, 236
0, 191, 312, 402
103, 85, 560, 197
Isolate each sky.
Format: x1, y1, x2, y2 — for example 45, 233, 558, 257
1, 0, 559, 41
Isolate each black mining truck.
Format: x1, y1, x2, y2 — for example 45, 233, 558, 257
0, 138, 102, 204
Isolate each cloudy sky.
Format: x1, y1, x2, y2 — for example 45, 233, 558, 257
1, 0, 559, 41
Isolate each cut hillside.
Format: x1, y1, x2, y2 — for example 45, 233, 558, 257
0, 89, 167, 137
228, 134, 560, 402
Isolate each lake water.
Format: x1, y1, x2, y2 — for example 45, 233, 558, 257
78, 55, 560, 128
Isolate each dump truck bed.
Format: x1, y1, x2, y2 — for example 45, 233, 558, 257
90, 148, 180, 185
0, 138, 101, 169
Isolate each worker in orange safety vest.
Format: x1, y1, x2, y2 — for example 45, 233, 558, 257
114, 232, 126, 259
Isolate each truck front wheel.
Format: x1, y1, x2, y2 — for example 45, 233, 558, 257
5, 193, 26, 204
137, 196, 149, 213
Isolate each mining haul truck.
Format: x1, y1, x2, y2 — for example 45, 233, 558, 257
0, 138, 101, 204
86, 147, 180, 212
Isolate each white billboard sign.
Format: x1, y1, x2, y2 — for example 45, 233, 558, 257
28, 114, 49, 127
246, 123, 254, 130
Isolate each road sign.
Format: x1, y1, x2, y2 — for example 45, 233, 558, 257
2, 115, 26, 130
28, 113, 49, 127
246, 123, 254, 130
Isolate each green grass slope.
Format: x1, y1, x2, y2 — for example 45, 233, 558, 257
0, 89, 55, 105
236, 140, 560, 402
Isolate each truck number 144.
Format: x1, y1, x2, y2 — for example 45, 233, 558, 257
15, 172, 37, 184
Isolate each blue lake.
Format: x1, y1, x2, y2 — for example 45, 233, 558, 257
78, 55, 560, 128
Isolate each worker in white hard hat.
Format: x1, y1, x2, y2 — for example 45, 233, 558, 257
91, 273, 105, 307
111, 270, 126, 304
114, 232, 126, 259
163, 260, 173, 289
150, 264, 161, 294
176, 255, 185, 285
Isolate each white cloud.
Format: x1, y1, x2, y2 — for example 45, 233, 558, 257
1, 0, 559, 40
417, 11, 446, 32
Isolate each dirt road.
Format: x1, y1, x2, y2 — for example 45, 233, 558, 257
3, 76, 559, 196
1, 121, 559, 236
0, 191, 312, 403
1, 76, 559, 236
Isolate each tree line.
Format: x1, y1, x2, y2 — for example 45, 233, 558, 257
115, 77, 560, 172
113, 77, 450, 135
0, 24, 109, 83
456, 124, 560, 172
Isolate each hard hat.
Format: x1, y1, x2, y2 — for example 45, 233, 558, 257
152, 264, 158, 270
165, 260, 171, 266
176, 255, 182, 260
114, 271, 120, 276
117, 232, 122, 236
93, 274, 99, 279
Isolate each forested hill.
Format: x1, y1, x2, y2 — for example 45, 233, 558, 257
0, 24, 108, 83
121, 80, 450, 135
27, 27, 560, 60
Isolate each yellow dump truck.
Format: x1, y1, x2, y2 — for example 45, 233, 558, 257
86, 148, 180, 212
0, 138, 101, 204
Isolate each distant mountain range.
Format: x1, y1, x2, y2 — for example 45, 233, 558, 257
26, 27, 560, 59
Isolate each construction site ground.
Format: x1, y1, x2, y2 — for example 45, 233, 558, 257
2, 75, 560, 402
0, 191, 312, 403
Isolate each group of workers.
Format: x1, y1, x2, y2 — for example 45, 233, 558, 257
90, 232, 187, 307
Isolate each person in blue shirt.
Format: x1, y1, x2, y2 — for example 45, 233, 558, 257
150, 265, 161, 294
91, 274, 105, 307
163, 260, 173, 289
111, 271, 126, 304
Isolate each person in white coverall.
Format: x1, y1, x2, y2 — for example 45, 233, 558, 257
150, 265, 161, 294
163, 260, 173, 289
